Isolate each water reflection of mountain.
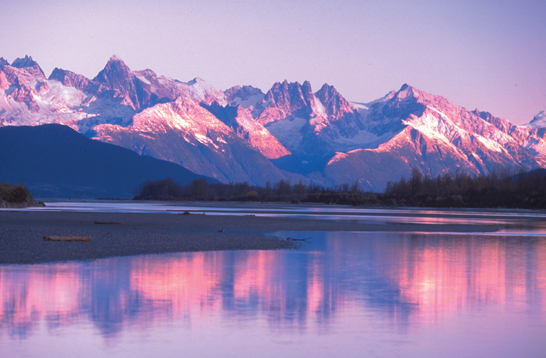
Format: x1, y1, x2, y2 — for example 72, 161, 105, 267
0, 232, 545, 340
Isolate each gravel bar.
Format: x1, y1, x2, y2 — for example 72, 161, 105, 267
0, 211, 500, 265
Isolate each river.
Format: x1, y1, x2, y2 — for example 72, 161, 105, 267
1, 202, 545, 357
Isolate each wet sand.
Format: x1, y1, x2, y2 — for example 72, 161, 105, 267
0, 211, 500, 265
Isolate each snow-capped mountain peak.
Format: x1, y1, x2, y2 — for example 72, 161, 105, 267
521, 110, 546, 129
186, 77, 205, 86
314, 83, 355, 121
224, 85, 264, 108
49, 68, 101, 93
93, 55, 134, 92
187, 77, 227, 105
252, 80, 318, 125
6, 55, 46, 80
11, 55, 40, 69
394, 83, 415, 98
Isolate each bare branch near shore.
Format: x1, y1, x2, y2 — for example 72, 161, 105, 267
43, 235, 92, 242
286, 237, 311, 241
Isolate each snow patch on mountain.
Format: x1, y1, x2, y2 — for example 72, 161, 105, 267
134, 74, 151, 85
308, 99, 328, 132
522, 110, 546, 128
350, 102, 370, 117
232, 106, 290, 159
225, 85, 264, 108
0, 75, 92, 129
37, 80, 86, 109
188, 77, 226, 105
265, 117, 307, 150
327, 152, 348, 165
403, 110, 463, 151
231, 93, 264, 108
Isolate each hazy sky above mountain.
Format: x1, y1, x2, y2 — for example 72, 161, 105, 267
1, 0, 544, 124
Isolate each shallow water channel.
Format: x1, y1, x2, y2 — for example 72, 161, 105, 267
1, 203, 545, 357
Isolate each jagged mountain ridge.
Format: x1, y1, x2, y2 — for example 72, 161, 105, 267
321, 85, 546, 189
225, 85, 264, 108
0, 55, 297, 185
92, 96, 295, 184
244, 80, 546, 189
1, 55, 545, 191
0, 55, 229, 130
250, 80, 392, 172
522, 110, 546, 129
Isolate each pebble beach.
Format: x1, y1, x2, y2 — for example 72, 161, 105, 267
0, 210, 500, 265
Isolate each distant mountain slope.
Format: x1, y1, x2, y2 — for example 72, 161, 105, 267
0, 124, 215, 198
225, 85, 264, 108
92, 96, 299, 185
249, 81, 546, 190
319, 85, 546, 190
521, 110, 546, 129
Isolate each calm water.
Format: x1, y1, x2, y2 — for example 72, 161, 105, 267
1, 205, 546, 357
22, 200, 546, 231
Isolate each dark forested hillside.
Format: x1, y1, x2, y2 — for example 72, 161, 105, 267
0, 124, 216, 198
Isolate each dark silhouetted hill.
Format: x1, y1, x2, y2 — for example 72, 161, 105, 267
0, 124, 216, 198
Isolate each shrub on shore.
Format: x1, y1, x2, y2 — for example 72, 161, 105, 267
0, 182, 33, 203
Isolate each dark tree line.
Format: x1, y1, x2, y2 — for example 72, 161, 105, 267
383, 167, 546, 209
0, 182, 33, 203
134, 178, 380, 205
134, 167, 546, 209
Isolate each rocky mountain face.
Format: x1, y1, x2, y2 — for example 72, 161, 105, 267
522, 110, 546, 129
0, 55, 298, 185
92, 96, 295, 184
244, 80, 546, 190
251, 81, 397, 172
1, 55, 545, 191
225, 85, 264, 108
201, 101, 290, 160
320, 85, 546, 189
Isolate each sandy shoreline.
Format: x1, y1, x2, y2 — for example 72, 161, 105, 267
0, 211, 500, 265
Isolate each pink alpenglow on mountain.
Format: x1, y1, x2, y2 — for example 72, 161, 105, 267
322, 85, 546, 190
202, 101, 290, 160
0, 55, 545, 190
92, 95, 295, 185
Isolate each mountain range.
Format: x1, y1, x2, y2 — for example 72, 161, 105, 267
1, 55, 545, 194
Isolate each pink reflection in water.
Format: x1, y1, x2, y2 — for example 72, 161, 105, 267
0, 232, 545, 357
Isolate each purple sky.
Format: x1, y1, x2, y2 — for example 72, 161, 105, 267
1, 0, 545, 124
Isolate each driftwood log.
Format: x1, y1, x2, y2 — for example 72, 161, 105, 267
43, 235, 92, 242
286, 237, 311, 242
